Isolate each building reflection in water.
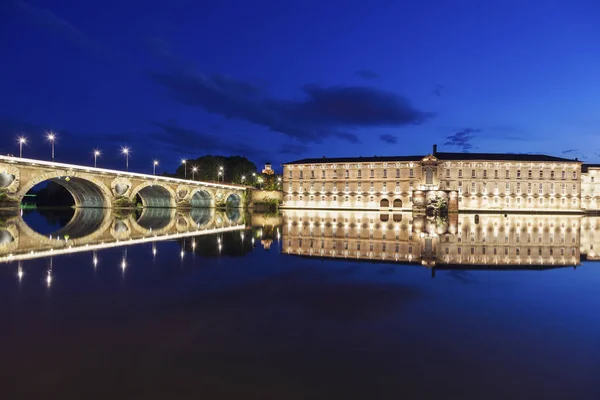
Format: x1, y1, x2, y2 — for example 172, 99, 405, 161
282, 210, 600, 269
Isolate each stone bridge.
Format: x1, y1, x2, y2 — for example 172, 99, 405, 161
0, 155, 247, 208
0, 208, 245, 263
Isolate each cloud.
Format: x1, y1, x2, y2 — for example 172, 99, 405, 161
562, 149, 577, 154
279, 144, 309, 155
148, 69, 433, 144
444, 128, 481, 151
355, 70, 380, 79
149, 121, 260, 157
16, 1, 88, 48
379, 134, 397, 144
432, 84, 444, 96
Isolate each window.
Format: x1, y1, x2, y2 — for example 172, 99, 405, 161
573, 183, 577, 192
310, 195, 314, 201
345, 181, 349, 192
562, 183, 566, 194
550, 183, 554, 194
383, 182, 387, 191
551, 170, 555, 179
426, 169, 433, 184
333, 170, 337, 179
345, 196, 349, 202
311, 170, 315, 178
517, 170, 521, 178
562, 170, 566, 179
396, 168, 400, 178
483, 170, 487, 178
573, 171, 577, 180
299, 195, 303, 201
472, 170, 476, 178
383, 169, 387, 178
505, 182, 510, 192
357, 170, 361, 178
333, 196, 337, 201
299, 171, 303, 179
370, 181, 374, 192
458, 181, 463, 193
288, 170, 292, 178
395, 181, 400, 192
322, 170, 325, 179
458, 169, 463, 178
528, 183, 532, 194
471, 182, 476, 192
357, 196, 362, 202
539, 170, 544, 179
446, 169, 451, 178
494, 170, 498, 179
345, 170, 349, 178
592, 177, 595, 183
370, 169, 374, 178
409, 168, 414, 178
539, 184, 543, 194
358, 182, 362, 190
310, 181, 314, 190
333, 183, 337, 192
321, 195, 325, 201
528, 170, 532, 179
506, 170, 510, 179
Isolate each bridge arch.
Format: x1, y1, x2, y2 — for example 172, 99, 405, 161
128, 208, 177, 236
190, 188, 214, 208
130, 182, 176, 208
225, 192, 242, 208
17, 171, 112, 208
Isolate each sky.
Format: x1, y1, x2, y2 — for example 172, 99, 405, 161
0, 0, 599, 174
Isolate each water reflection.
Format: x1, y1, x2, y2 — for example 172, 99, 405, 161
0, 207, 247, 263
282, 210, 600, 269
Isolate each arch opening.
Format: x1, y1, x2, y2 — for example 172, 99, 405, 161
21, 208, 108, 239
136, 208, 175, 230
23, 177, 107, 208
380, 198, 390, 208
191, 190, 213, 208
393, 199, 403, 208
135, 185, 173, 208
189, 208, 213, 226
226, 193, 242, 208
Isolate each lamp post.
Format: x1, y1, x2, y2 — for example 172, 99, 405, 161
18, 136, 26, 158
192, 166, 198, 181
46, 131, 56, 161
252, 172, 256, 186
218, 171, 222, 182
241, 175, 246, 184
277, 176, 282, 188
181, 159, 187, 179
93, 150, 101, 168
121, 147, 130, 171
153, 160, 159, 175
219, 166, 224, 182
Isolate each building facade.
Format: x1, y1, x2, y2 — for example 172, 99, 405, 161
282, 145, 600, 213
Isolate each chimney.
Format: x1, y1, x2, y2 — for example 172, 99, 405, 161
433, 144, 438, 155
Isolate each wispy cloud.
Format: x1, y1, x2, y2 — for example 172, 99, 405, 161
379, 134, 397, 144
355, 69, 380, 79
444, 128, 481, 151
279, 143, 309, 155
432, 84, 444, 96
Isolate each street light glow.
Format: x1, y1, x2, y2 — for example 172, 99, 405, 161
18, 136, 27, 144
121, 147, 129, 154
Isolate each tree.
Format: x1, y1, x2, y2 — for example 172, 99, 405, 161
171, 155, 257, 184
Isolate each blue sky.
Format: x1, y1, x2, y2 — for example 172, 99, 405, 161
1, 0, 599, 173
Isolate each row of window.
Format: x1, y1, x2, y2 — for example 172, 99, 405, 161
289, 168, 579, 180
291, 169, 415, 179
450, 169, 577, 180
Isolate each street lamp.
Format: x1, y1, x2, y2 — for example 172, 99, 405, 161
153, 160, 159, 175
219, 166, 224, 182
181, 159, 187, 179
18, 136, 26, 158
121, 147, 130, 171
192, 166, 198, 180
241, 175, 246, 184
46, 131, 56, 161
218, 171, 222, 182
93, 149, 101, 168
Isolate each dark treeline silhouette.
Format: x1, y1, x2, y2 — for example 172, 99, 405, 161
170, 155, 257, 184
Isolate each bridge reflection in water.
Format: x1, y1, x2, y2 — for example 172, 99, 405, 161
282, 210, 600, 269
0, 207, 246, 263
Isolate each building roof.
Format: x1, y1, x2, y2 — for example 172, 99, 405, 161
434, 152, 578, 162
283, 155, 423, 165
582, 164, 600, 173
284, 152, 578, 165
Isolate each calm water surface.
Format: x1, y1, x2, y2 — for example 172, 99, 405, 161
1, 208, 599, 399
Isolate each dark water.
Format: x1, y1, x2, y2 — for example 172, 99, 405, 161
1, 209, 599, 399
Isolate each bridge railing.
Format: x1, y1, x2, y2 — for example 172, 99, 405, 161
0, 155, 250, 190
